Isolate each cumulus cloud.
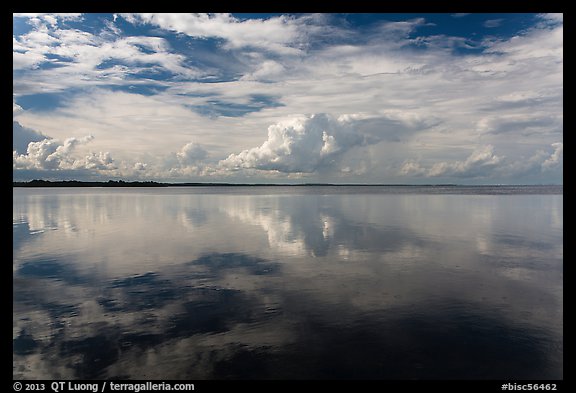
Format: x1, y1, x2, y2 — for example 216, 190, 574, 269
176, 141, 208, 166
13, 101, 24, 115
13, 121, 48, 154
542, 142, 563, 170
429, 145, 502, 178
84, 151, 115, 170
399, 159, 427, 176
135, 141, 213, 180
12, 13, 563, 184
499, 143, 562, 181
133, 162, 147, 171
219, 113, 370, 173
398, 142, 564, 181
14, 135, 91, 169
218, 111, 444, 176
400, 145, 503, 179
13, 134, 116, 172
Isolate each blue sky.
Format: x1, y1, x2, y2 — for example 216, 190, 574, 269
13, 13, 563, 184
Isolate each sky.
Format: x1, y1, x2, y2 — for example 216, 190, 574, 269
12, 13, 563, 184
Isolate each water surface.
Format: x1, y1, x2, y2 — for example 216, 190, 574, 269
13, 186, 563, 379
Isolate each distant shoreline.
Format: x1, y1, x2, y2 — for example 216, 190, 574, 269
12, 180, 562, 188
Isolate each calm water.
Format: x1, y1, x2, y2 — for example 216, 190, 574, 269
13, 186, 563, 380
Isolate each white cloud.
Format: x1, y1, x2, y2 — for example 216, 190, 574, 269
13, 49, 47, 69
134, 162, 147, 171
482, 143, 563, 181
176, 141, 208, 166
84, 151, 115, 170
220, 113, 369, 173
399, 159, 427, 176
542, 142, 563, 170
13, 89, 231, 161
13, 13, 563, 183
13, 121, 48, 154
13, 134, 117, 172
118, 13, 311, 55
475, 114, 561, 136
240, 60, 287, 82
427, 145, 502, 178
13, 17, 203, 90
483, 19, 503, 28
482, 20, 562, 63
13, 101, 23, 115
399, 141, 561, 183
13, 13, 82, 21
378, 17, 430, 37
536, 13, 563, 26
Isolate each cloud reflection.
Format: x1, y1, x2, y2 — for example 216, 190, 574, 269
13, 188, 562, 379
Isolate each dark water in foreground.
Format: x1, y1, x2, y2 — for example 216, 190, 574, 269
13, 186, 563, 380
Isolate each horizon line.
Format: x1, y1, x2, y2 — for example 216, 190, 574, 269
12, 179, 563, 187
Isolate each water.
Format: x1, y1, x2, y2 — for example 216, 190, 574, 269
13, 186, 563, 380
